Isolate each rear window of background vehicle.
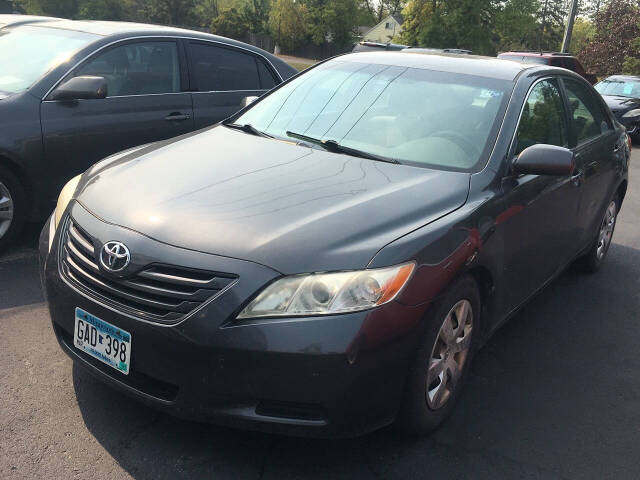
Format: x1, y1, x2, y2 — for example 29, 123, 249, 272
236, 61, 513, 172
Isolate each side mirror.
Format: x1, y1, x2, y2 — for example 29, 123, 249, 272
240, 96, 259, 108
49, 76, 108, 101
513, 144, 574, 176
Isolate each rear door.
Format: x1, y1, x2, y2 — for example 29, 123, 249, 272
186, 41, 278, 129
560, 77, 618, 248
41, 38, 194, 202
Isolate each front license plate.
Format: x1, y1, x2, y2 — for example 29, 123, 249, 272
73, 307, 131, 375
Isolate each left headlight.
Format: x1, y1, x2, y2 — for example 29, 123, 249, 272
54, 174, 81, 229
237, 263, 415, 319
623, 109, 640, 119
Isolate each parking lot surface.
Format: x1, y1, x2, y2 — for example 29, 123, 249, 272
1, 148, 639, 480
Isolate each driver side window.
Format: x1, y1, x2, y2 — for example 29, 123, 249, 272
72, 41, 181, 97
515, 79, 568, 155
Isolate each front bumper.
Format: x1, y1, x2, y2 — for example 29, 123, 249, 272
40, 207, 428, 438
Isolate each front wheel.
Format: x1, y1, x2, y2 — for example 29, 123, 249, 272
397, 274, 480, 435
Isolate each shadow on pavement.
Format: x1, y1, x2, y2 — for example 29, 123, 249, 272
71, 242, 640, 479
0, 222, 45, 309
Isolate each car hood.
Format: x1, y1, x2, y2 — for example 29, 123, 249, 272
76, 127, 471, 274
602, 95, 640, 114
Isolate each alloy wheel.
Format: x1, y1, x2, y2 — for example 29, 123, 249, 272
596, 201, 616, 260
426, 299, 473, 410
0, 181, 13, 239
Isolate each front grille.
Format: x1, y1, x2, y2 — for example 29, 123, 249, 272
60, 218, 238, 323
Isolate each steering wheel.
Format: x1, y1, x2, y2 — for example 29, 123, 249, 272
429, 130, 482, 160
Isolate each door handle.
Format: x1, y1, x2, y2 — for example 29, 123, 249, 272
570, 169, 584, 186
164, 112, 191, 122
613, 143, 621, 152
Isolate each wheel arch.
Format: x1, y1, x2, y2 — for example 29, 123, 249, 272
616, 179, 627, 206
465, 265, 495, 335
0, 153, 33, 214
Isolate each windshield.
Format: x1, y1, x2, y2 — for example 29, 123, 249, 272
595, 79, 640, 98
0, 26, 97, 94
235, 61, 511, 171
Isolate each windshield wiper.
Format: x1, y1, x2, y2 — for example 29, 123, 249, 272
286, 131, 399, 164
223, 121, 272, 138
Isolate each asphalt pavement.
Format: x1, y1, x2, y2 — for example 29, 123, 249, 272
1, 148, 639, 480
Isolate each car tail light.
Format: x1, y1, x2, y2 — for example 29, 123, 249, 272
627, 134, 632, 152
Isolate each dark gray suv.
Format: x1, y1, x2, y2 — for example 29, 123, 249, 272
0, 20, 296, 247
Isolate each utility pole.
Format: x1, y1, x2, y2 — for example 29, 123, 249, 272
561, 0, 579, 53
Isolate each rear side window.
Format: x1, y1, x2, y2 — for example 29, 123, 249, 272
257, 59, 277, 89
515, 79, 568, 155
563, 78, 611, 144
190, 43, 261, 91
74, 41, 181, 96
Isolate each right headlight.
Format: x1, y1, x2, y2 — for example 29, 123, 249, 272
237, 263, 415, 319
54, 174, 81, 230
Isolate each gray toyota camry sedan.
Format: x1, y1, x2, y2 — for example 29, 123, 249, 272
40, 51, 629, 437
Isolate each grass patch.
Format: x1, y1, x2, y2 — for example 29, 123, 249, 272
289, 62, 312, 71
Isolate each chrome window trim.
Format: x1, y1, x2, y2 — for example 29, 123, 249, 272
42, 34, 284, 100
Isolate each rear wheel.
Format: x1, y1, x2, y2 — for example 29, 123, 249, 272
397, 274, 480, 435
0, 165, 25, 250
575, 194, 619, 273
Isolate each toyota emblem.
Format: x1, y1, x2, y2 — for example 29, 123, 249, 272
100, 241, 131, 272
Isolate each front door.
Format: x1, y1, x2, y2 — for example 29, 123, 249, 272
499, 78, 582, 311
40, 39, 194, 205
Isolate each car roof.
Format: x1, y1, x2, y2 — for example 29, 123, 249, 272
0, 14, 62, 26
345, 51, 532, 81
23, 19, 213, 36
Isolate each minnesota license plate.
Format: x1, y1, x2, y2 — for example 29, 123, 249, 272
73, 307, 131, 375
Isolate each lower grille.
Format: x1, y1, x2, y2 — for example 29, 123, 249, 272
59, 218, 238, 323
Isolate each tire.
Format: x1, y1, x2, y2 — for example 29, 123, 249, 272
0, 165, 25, 251
397, 274, 481, 435
574, 193, 619, 274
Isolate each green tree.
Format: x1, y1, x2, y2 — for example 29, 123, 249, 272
194, 0, 220, 28
494, 0, 539, 51
579, 0, 640, 76
622, 23, 640, 74
243, 0, 270, 34
15, 0, 78, 17
211, 7, 248, 37
304, 0, 359, 47
268, 0, 308, 50
400, 0, 498, 55
77, 0, 124, 20
536, 0, 567, 51
568, 17, 596, 55
133, 0, 197, 25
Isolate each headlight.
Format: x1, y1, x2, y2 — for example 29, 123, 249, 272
54, 175, 81, 229
237, 263, 415, 319
623, 109, 640, 118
